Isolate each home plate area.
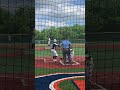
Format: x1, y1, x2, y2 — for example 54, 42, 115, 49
44, 59, 80, 65
35, 56, 85, 67
59, 60, 80, 65
43, 58, 80, 65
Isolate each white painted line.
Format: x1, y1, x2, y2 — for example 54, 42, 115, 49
49, 76, 85, 90
73, 61, 80, 65
44, 59, 58, 63
59, 60, 65, 65
35, 72, 85, 78
44, 59, 46, 63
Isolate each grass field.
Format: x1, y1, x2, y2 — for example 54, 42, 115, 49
59, 78, 85, 90
35, 68, 85, 76
59, 80, 77, 90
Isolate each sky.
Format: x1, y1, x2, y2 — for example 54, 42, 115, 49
35, 0, 85, 31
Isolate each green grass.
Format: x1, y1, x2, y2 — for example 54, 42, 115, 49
35, 68, 85, 76
73, 78, 85, 80
59, 78, 85, 90
59, 80, 77, 90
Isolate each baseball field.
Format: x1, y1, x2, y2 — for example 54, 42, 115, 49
35, 43, 85, 75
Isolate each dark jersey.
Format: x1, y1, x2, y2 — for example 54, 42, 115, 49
51, 43, 58, 49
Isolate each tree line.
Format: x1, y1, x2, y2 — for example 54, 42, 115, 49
0, 7, 34, 34
35, 24, 85, 40
86, 0, 120, 32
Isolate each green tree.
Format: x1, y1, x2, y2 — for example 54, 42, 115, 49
0, 8, 15, 34
35, 24, 85, 40
86, 0, 120, 32
15, 6, 34, 34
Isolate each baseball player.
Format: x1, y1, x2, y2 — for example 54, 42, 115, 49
70, 49, 74, 61
48, 37, 51, 46
51, 39, 60, 61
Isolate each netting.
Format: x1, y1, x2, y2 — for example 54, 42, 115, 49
0, 0, 34, 90
0, 34, 33, 43
86, 32, 120, 90
0, 35, 34, 89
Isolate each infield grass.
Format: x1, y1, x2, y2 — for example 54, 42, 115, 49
59, 78, 85, 90
35, 68, 85, 76
59, 80, 77, 90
